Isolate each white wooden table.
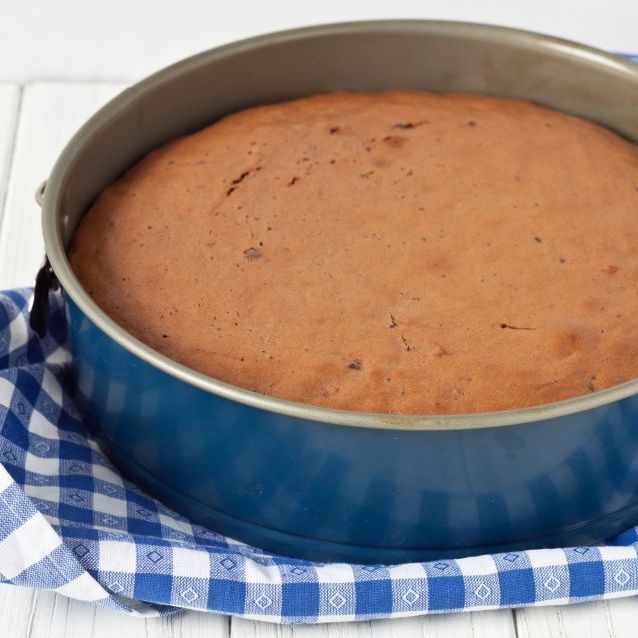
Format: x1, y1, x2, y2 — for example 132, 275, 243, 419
0, 2, 637, 634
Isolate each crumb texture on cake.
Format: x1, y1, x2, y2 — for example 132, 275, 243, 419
68, 90, 638, 414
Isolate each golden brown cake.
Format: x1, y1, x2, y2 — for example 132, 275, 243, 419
68, 90, 638, 414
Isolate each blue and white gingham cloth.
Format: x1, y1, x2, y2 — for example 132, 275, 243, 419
3, 288, 638, 622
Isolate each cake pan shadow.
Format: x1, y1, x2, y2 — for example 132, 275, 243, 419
37, 21, 638, 563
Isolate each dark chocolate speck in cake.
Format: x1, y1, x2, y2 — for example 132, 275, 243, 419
393, 120, 428, 129
500, 323, 536, 331
383, 135, 408, 148
400, 334, 414, 352
231, 170, 251, 185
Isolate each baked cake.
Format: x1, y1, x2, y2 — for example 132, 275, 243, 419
68, 90, 638, 414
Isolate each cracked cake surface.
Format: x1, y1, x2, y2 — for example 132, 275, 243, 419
69, 90, 638, 414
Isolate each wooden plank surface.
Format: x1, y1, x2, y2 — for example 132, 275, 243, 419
604, 597, 638, 638
0, 82, 125, 289
0, 80, 636, 637
516, 601, 615, 638
0, 83, 20, 232
230, 608, 517, 637
0, 584, 230, 638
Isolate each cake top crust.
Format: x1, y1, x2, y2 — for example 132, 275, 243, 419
69, 90, 638, 414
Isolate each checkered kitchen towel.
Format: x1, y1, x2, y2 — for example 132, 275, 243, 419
3, 287, 638, 622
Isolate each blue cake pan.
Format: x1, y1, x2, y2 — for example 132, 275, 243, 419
35, 21, 638, 564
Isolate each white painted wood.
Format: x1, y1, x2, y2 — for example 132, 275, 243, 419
605, 597, 638, 638
0, 586, 231, 637
0, 82, 126, 289
516, 606, 563, 638
232, 617, 372, 637
161, 608, 230, 637
516, 601, 617, 638
369, 610, 516, 638
229, 609, 516, 638
468, 610, 518, 638
232, 616, 369, 636
0, 0, 636, 82
369, 613, 474, 637
25, 589, 148, 638
559, 602, 615, 637
0, 83, 20, 228
0, 584, 38, 637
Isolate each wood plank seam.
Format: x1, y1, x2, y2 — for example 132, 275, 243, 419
0, 83, 22, 232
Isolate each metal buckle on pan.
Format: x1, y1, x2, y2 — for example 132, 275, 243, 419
29, 180, 60, 338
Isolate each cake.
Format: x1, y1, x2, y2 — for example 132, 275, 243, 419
68, 90, 638, 414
